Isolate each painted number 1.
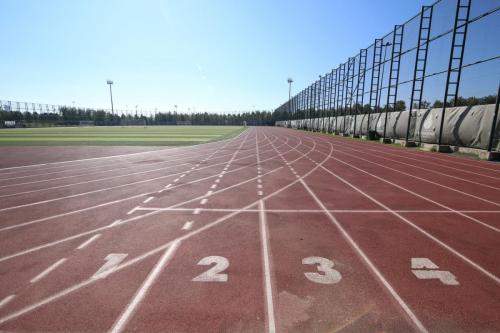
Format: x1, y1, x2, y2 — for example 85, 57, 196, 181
192, 256, 229, 282
302, 256, 342, 284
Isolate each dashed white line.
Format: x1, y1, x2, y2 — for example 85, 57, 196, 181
0, 295, 15, 309
143, 197, 154, 204
193, 208, 201, 215
215, 179, 221, 183
257, 184, 263, 189
210, 184, 217, 189
110, 240, 181, 333
30, 258, 67, 284
77, 234, 101, 250
174, 179, 179, 183
182, 221, 194, 230
127, 207, 139, 215
258, 191, 263, 196
200, 198, 208, 205
180, 174, 186, 178
206, 191, 213, 196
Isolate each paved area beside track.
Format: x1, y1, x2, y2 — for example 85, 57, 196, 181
0, 127, 498, 332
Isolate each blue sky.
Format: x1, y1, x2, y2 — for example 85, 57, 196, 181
1, 0, 459, 114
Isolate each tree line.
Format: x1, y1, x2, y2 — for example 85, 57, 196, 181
0, 107, 277, 127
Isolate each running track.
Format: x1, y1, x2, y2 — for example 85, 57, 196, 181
0, 127, 498, 332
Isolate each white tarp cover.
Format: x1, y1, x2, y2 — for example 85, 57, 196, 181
276, 104, 499, 150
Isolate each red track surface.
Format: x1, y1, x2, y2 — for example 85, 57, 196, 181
0, 127, 498, 332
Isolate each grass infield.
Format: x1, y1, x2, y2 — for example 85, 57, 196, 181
0, 126, 245, 146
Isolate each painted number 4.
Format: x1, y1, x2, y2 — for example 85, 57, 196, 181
302, 256, 342, 284
411, 258, 459, 286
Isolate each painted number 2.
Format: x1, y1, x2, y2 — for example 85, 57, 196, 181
192, 256, 229, 282
302, 256, 342, 284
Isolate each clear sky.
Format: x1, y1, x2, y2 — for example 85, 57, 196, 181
2, 0, 449, 114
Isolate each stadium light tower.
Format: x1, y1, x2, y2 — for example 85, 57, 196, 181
287, 78, 293, 118
107, 80, 114, 115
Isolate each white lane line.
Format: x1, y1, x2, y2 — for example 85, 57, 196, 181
332, 146, 500, 206
182, 221, 194, 230
157, 189, 164, 194
300, 179, 428, 333
259, 200, 276, 333
165, 183, 172, 188
218, 174, 224, 178
76, 234, 101, 250
0, 129, 328, 324
30, 259, 67, 284
0, 129, 245, 173
285, 133, 500, 283
215, 179, 221, 183
109, 219, 123, 227
0, 295, 15, 309
193, 208, 201, 215
200, 198, 208, 205
206, 191, 213, 196
257, 179, 262, 184
257, 184, 263, 189
0, 136, 299, 262
258, 191, 263, 196
180, 174, 186, 178
327, 154, 500, 232
210, 184, 217, 189
110, 240, 181, 333
127, 206, 139, 215
174, 178, 179, 182
143, 197, 154, 204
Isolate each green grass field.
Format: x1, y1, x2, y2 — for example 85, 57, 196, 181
0, 126, 245, 146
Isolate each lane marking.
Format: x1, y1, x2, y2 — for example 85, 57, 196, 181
92, 254, 128, 280
215, 179, 221, 183
0, 135, 300, 262
143, 197, 154, 204
30, 259, 67, 284
180, 174, 186, 178
257, 184, 263, 189
109, 219, 123, 227
259, 200, 276, 333
127, 207, 139, 215
174, 179, 179, 182
77, 234, 101, 250
182, 221, 194, 230
257, 179, 262, 183
206, 191, 213, 196
110, 241, 180, 333
0, 129, 328, 324
299, 178, 428, 333
200, 198, 208, 205
193, 208, 201, 215
258, 191, 263, 196
210, 184, 217, 189
165, 184, 172, 188
286, 133, 500, 282
267, 131, 427, 332
0, 295, 15, 309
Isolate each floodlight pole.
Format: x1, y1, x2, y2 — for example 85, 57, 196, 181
287, 78, 293, 120
107, 80, 114, 115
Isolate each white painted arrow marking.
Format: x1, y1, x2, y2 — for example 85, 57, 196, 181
92, 254, 128, 279
411, 257, 459, 286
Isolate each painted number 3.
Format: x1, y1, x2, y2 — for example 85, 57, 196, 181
302, 256, 342, 284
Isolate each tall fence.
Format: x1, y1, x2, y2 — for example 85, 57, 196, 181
275, 0, 500, 152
